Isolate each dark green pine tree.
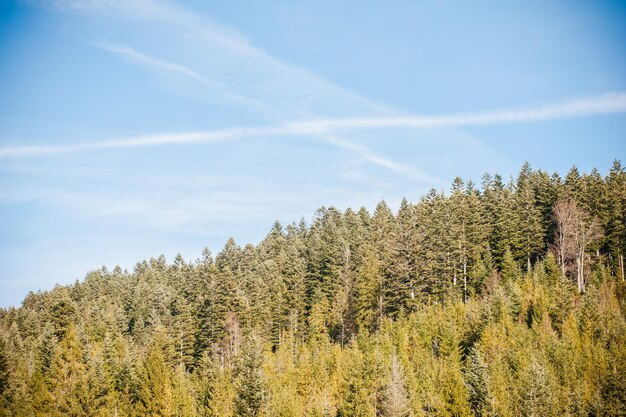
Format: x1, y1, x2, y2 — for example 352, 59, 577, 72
0, 336, 9, 413
388, 198, 420, 314
482, 174, 518, 268
343, 208, 367, 266
370, 201, 397, 323
193, 351, 219, 417
305, 207, 346, 335
415, 190, 454, 302
170, 297, 196, 371
281, 223, 307, 338
605, 160, 626, 280
529, 169, 561, 248
234, 334, 266, 417
450, 178, 488, 302
515, 163, 545, 271
500, 247, 521, 285
257, 221, 287, 344
194, 259, 220, 360
47, 290, 77, 341
339, 208, 369, 338
216, 237, 242, 274
208, 239, 244, 357
580, 168, 608, 258
563, 165, 583, 202
328, 232, 355, 346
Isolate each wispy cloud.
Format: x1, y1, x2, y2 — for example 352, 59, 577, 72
0, 131, 233, 158
16, 1, 625, 189
92, 42, 429, 178
2, 91, 624, 159
37, 0, 428, 178
299, 91, 626, 130
321, 135, 441, 183
42, 0, 390, 118
96, 43, 271, 113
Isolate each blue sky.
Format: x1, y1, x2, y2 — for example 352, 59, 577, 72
1, 0, 625, 307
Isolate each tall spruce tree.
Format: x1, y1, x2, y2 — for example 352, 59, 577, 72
515, 163, 545, 271
234, 334, 266, 417
389, 198, 420, 312
136, 335, 174, 417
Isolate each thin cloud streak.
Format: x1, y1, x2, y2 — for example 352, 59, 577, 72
97, 43, 271, 113
2, 91, 624, 159
294, 91, 626, 131
321, 135, 441, 183
0, 131, 233, 158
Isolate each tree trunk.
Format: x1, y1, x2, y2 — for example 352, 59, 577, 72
378, 294, 383, 332
340, 319, 345, 348
576, 254, 583, 294
463, 258, 468, 304
580, 252, 585, 294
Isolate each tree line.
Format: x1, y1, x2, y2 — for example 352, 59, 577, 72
0, 161, 624, 416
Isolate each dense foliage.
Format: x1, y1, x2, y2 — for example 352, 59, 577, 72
1, 161, 625, 416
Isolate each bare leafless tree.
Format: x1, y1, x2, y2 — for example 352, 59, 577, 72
551, 200, 602, 293
552, 200, 577, 276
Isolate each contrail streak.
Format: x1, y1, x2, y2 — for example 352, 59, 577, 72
2, 91, 624, 159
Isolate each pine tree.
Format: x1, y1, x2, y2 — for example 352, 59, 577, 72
563, 166, 582, 202
170, 297, 196, 371
519, 357, 556, 417
381, 354, 412, 417
283, 223, 308, 338
337, 340, 378, 417
389, 198, 420, 313
136, 336, 174, 417
0, 336, 9, 407
370, 201, 398, 318
450, 178, 487, 302
416, 189, 454, 302
500, 247, 521, 284
354, 243, 382, 333
49, 323, 89, 417
172, 365, 196, 417
605, 160, 626, 280
305, 207, 347, 336
530, 169, 560, 249
464, 348, 490, 417
193, 352, 218, 417
234, 334, 266, 417
47, 290, 77, 340
30, 367, 54, 417
482, 174, 518, 267
515, 163, 545, 271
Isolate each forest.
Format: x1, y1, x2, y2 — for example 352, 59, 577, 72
0, 161, 625, 417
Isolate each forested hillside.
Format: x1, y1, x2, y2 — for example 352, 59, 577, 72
1, 161, 625, 417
